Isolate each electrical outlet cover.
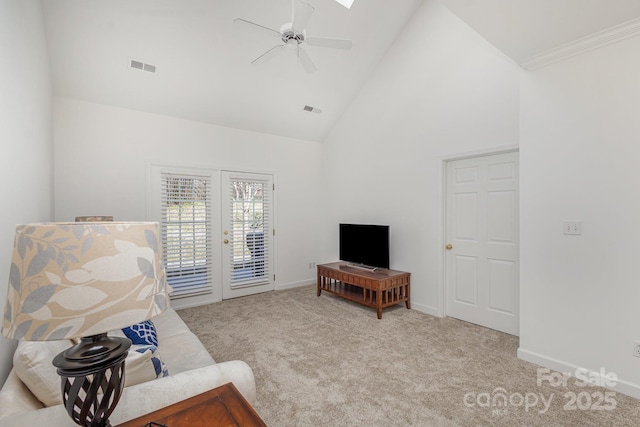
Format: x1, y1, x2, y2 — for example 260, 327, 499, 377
563, 221, 582, 235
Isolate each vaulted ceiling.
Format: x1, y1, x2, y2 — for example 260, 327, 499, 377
42, 0, 640, 142
441, 0, 640, 67
42, 0, 423, 142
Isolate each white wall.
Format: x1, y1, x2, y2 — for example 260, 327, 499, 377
53, 97, 323, 299
0, 0, 53, 385
519, 35, 640, 397
321, 0, 519, 314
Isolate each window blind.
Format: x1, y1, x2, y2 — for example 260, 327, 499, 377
160, 172, 213, 298
227, 176, 271, 287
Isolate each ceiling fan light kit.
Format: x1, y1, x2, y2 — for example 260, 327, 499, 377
235, 1, 353, 73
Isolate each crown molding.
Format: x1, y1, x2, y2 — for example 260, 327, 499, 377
520, 17, 640, 71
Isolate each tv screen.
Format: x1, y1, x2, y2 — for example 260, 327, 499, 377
339, 224, 389, 269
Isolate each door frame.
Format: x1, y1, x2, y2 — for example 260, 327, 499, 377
221, 170, 276, 300
437, 145, 519, 320
146, 162, 222, 310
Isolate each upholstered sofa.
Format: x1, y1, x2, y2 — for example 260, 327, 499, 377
0, 307, 256, 426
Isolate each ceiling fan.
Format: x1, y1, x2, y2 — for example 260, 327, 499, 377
234, 0, 353, 73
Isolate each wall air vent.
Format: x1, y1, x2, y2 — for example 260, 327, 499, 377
130, 59, 156, 73
303, 105, 322, 114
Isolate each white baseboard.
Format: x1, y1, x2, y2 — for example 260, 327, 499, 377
275, 279, 316, 291
518, 348, 640, 399
410, 301, 440, 317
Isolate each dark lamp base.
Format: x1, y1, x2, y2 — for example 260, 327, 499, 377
53, 333, 131, 427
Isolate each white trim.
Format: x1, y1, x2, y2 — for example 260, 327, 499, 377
440, 145, 519, 162
221, 171, 276, 299
435, 159, 446, 318
410, 301, 439, 318
520, 17, 640, 71
518, 348, 640, 400
169, 292, 220, 310
148, 164, 220, 302
438, 145, 519, 321
276, 279, 316, 291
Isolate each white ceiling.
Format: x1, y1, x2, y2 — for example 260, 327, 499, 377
42, 1, 640, 142
42, 0, 423, 142
442, 0, 640, 64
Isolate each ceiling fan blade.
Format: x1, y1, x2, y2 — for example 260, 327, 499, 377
251, 45, 285, 65
297, 47, 317, 73
292, 2, 314, 34
306, 37, 353, 49
234, 18, 282, 37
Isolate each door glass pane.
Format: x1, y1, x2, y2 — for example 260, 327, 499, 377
162, 175, 212, 297
230, 179, 268, 282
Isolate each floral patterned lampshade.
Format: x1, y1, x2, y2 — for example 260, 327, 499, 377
2, 222, 171, 341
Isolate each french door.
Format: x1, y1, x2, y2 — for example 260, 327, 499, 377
221, 171, 275, 299
445, 151, 519, 335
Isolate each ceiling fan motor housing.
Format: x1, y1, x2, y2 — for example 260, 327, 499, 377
280, 23, 305, 45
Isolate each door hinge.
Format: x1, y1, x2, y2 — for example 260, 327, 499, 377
273, 229, 275, 236
273, 274, 276, 281
273, 183, 275, 191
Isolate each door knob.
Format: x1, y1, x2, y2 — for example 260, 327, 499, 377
445, 244, 453, 250
224, 239, 229, 244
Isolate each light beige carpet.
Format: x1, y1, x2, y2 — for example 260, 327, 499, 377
178, 285, 640, 426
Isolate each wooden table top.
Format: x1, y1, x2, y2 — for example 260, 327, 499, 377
319, 261, 409, 279
116, 382, 266, 427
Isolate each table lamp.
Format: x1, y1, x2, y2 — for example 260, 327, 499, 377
2, 222, 171, 427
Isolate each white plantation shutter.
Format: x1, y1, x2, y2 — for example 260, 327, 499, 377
227, 175, 271, 287
161, 172, 213, 298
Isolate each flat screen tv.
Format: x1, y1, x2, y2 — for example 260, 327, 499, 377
339, 223, 389, 269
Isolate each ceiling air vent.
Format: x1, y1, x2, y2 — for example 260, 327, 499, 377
303, 105, 322, 114
130, 59, 156, 73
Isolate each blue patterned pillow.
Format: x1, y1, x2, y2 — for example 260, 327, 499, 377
122, 320, 168, 378
122, 320, 158, 347
131, 344, 169, 378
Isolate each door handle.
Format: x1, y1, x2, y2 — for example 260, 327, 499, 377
445, 244, 453, 250
224, 239, 229, 244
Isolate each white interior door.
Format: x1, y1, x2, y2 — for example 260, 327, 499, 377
221, 171, 275, 299
445, 152, 519, 335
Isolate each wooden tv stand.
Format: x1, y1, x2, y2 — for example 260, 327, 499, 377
317, 262, 410, 319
